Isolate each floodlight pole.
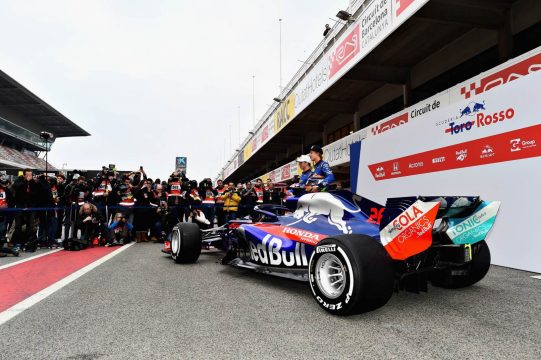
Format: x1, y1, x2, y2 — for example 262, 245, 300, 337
279, 18, 283, 91
252, 75, 256, 126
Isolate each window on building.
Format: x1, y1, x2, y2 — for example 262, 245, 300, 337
327, 123, 353, 144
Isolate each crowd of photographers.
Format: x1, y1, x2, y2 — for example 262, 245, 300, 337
0, 166, 291, 255
0, 145, 336, 256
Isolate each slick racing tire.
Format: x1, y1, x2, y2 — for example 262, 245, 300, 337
171, 222, 202, 264
309, 235, 394, 316
430, 240, 491, 289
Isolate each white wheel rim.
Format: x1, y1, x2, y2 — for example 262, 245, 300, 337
315, 253, 346, 299
171, 228, 181, 255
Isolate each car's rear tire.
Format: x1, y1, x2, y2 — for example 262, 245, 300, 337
430, 240, 491, 289
309, 235, 394, 315
171, 222, 202, 264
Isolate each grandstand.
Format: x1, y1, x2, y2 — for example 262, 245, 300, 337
218, 0, 541, 186
0, 69, 89, 173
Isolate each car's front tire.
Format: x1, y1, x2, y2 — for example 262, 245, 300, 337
309, 235, 394, 315
171, 222, 202, 264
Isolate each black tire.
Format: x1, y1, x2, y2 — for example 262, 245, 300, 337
430, 240, 491, 289
171, 222, 202, 264
308, 235, 394, 316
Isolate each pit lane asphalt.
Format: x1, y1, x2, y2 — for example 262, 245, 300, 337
0, 243, 540, 360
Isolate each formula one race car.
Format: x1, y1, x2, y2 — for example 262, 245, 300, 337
164, 190, 500, 315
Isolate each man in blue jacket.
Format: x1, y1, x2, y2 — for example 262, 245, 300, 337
308, 145, 335, 191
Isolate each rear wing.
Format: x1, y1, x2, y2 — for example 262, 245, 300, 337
379, 196, 501, 260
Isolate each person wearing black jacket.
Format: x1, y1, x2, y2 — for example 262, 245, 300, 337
263, 182, 283, 205
134, 179, 155, 242
11, 169, 39, 252
93, 169, 116, 224
199, 178, 216, 228
77, 202, 107, 245
240, 182, 257, 218
0, 176, 18, 256
36, 174, 56, 247
54, 174, 66, 240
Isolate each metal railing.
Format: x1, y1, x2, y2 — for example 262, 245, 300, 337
0, 116, 48, 150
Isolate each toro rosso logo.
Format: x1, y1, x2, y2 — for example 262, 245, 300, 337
287, 193, 361, 234
446, 102, 515, 135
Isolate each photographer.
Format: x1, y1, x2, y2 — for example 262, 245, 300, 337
151, 191, 168, 242
107, 212, 134, 246
220, 182, 241, 222
214, 179, 227, 226
0, 175, 17, 257
166, 172, 187, 225
240, 182, 257, 218
134, 178, 155, 242
93, 168, 116, 223
36, 174, 57, 248
200, 178, 216, 228
11, 169, 39, 252
114, 176, 136, 224
77, 202, 108, 245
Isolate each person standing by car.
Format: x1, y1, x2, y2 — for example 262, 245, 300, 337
296, 155, 313, 187
308, 145, 335, 191
264, 182, 282, 205
221, 182, 241, 222
253, 178, 265, 204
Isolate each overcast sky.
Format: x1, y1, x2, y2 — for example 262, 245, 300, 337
0, 0, 347, 180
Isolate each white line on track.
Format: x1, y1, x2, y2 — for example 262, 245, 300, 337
0, 243, 135, 326
531, 275, 541, 280
0, 249, 63, 271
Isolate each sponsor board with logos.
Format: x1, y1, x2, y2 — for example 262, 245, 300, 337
355, 66, 541, 273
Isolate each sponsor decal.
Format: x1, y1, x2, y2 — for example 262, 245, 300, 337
460, 53, 541, 99
282, 227, 322, 245
329, 25, 360, 79
445, 102, 516, 136
380, 200, 440, 260
510, 138, 536, 152
446, 201, 501, 245
250, 234, 308, 267
288, 192, 362, 234
456, 149, 468, 162
408, 161, 423, 168
371, 113, 408, 136
411, 99, 442, 119
480, 145, 494, 159
360, 0, 391, 50
273, 93, 296, 133
316, 244, 336, 254
432, 156, 445, 164
368, 124, 541, 181
396, 0, 415, 17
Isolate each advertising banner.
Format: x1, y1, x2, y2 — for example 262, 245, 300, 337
175, 157, 187, 174
355, 70, 541, 273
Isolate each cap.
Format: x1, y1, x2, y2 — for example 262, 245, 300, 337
310, 145, 323, 155
296, 155, 311, 163
72, 174, 80, 180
